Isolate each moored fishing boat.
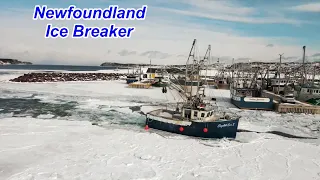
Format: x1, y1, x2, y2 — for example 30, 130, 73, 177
126, 74, 139, 84
230, 87, 274, 110
145, 39, 240, 139
294, 84, 320, 105
230, 64, 274, 110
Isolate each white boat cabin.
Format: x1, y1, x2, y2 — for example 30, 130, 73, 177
231, 79, 254, 89
300, 86, 320, 95
181, 108, 219, 121
271, 78, 296, 86
271, 78, 296, 93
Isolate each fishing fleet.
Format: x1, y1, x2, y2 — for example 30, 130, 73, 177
119, 42, 319, 138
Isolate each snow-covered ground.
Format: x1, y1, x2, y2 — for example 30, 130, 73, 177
0, 69, 320, 180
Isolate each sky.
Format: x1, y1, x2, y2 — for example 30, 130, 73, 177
0, 0, 319, 65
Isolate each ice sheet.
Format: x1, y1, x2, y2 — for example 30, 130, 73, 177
1, 118, 320, 180
0, 69, 320, 180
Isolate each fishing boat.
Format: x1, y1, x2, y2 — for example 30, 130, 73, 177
215, 77, 230, 89
203, 77, 218, 89
230, 65, 274, 110
145, 39, 240, 139
214, 63, 230, 89
126, 66, 142, 84
152, 68, 169, 87
294, 84, 320, 105
152, 77, 168, 87
126, 74, 139, 84
230, 86, 274, 110
281, 85, 296, 103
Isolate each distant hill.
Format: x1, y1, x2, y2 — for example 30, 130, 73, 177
0, 58, 32, 65
100, 62, 153, 67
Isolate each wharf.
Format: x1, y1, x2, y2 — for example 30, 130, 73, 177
276, 103, 320, 114
128, 82, 152, 89
262, 90, 320, 114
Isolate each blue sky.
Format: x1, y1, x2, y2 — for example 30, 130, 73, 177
0, 0, 319, 65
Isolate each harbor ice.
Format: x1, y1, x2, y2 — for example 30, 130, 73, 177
0, 67, 319, 179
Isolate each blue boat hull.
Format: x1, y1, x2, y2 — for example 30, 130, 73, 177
231, 94, 274, 110
145, 117, 239, 139
126, 79, 138, 84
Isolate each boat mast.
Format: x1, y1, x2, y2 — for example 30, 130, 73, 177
160, 40, 211, 107
196, 44, 211, 98
184, 39, 197, 106
204, 46, 210, 84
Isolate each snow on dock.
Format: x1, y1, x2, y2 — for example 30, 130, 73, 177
263, 90, 320, 114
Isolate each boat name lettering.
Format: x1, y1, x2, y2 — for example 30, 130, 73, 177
243, 97, 270, 102
217, 123, 235, 128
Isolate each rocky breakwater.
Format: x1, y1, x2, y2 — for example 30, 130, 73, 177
9, 72, 127, 82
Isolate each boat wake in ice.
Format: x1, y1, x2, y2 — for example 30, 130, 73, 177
237, 129, 317, 139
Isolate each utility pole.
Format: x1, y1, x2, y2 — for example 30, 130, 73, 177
278, 53, 284, 95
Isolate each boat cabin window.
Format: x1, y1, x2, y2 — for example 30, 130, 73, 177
201, 113, 205, 117
184, 109, 191, 119
194, 111, 198, 117
207, 112, 210, 117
